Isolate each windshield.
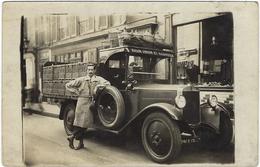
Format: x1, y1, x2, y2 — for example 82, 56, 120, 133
128, 55, 170, 83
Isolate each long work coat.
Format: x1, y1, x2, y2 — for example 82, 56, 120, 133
65, 75, 110, 128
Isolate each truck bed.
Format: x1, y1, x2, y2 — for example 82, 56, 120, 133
42, 62, 89, 99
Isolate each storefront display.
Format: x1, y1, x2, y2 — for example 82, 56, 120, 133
174, 14, 233, 86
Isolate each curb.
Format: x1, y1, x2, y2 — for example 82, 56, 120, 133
23, 109, 59, 119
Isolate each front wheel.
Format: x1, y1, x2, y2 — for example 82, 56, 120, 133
141, 112, 182, 163
63, 103, 75, 135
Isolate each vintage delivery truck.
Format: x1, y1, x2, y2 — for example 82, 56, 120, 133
42, 37, 234, 163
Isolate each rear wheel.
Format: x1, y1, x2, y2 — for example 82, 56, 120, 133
63, 103, 75, 135
141, 112, 182, 163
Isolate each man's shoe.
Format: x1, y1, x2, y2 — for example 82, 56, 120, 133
74, 140, 84, 150
67, 135, 74, 149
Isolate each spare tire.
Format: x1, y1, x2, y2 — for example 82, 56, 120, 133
96, 85, 125, 129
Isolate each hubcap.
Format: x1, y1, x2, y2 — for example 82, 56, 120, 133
146, 120, 172, 157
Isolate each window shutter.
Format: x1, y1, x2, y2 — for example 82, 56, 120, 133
70, 16, 77, 37
99, 16, 108, 30
59, 16, 66, 40
51, 16, 57, 42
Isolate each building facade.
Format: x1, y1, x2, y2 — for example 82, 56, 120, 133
26, 12, 233, 93
26, 14, 166, 91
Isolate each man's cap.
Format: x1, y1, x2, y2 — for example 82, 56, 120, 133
87, 62, 96, 68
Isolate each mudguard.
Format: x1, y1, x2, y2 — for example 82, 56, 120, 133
139, 103, 183, 120
200, 102, 233, 132
93, 103, 183, 134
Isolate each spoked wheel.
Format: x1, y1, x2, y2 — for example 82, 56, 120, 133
97, 86, 125, 129
141, 112, 181, 163
63, 103, 75, 135
98, 94, 117, 125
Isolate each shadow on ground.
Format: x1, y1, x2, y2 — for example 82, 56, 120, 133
84, 129, 234, 164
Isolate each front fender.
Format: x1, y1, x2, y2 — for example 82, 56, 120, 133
200, 102, 233, 132
116, 103, 183, 134
140, 103, 183, 120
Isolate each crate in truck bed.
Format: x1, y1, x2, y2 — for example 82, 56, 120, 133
42, 62, 89, 99
42, 66, 53, 81
53, 65, 66, 80
42, 62, 89, 81
42, 80, 78, 99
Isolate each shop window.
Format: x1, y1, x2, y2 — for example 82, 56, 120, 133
176, 23, 200, 84
76, 52, 82, 60
64, 54, 69, 63
60, 55, 64, 62
154, 59, 168, 80
70, 53, 75, 59
55, 55, 61, 62
202, 15, 233, 84
83, 50, 88, 63
88, 48, 97, 63
174, 14, 233, 85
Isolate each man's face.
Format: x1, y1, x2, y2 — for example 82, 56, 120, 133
87, 66, 95, 77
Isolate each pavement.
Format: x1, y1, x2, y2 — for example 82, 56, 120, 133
23, 102, 234, 165
24, 102, 60, 118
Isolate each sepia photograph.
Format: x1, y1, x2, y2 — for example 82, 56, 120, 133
2, 2, 258, 167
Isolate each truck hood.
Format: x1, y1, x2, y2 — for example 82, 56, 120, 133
133, 84, 198, 92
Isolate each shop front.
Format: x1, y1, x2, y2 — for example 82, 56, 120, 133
172, 13, 233, 86
164, 13, 234, 107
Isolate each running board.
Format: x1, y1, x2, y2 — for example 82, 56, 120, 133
91, 126, 120, 135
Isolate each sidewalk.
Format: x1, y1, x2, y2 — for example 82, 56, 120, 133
23, 102, 60, 118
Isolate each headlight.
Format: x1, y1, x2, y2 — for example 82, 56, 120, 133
208, 95, 218, 107
175, 95, 186, 109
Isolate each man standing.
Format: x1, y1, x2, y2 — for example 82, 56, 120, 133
65, 63, 110, 150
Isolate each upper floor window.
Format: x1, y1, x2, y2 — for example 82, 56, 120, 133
98, 16, 109, 30
79, 16, 95, 35
59, 16, 66, 40
69, 16, 77, 37
51, 16, 58, 42
59, 15, 77, 40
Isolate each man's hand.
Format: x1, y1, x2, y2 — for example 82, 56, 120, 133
96, 84, 106, 88
73, 89, 80, 95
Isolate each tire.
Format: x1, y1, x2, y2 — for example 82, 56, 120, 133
96, 85, 125, 129
198, 113, 233, 150
141, 112, 182, 163
63, 103, 75, 135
